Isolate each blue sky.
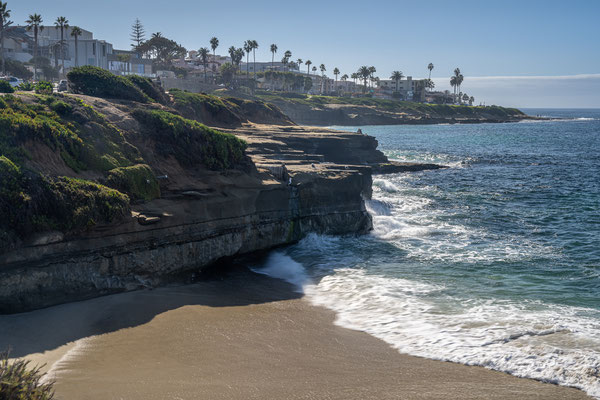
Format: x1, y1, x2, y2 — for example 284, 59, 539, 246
11, 0, 600, 107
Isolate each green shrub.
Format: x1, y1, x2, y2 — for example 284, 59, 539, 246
17, 81, 35, 91
0, 160, 130, 245
49, 100, 73, 116
35, 81, 53, 95
44, 176, 130, 230
169, 88, 242, 126
0, 80, 15, 93
132, 108, 246, 169
67, 66, 151, 103
0, 350, 55, 400
106, 164, 160, 201
0, 95, 140, 173
0, 97, 85, 169
126, 75, 170, 105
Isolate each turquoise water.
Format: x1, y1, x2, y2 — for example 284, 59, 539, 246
256, 110, 600, 397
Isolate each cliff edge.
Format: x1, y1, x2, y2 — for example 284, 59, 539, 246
0, 73, 442, 313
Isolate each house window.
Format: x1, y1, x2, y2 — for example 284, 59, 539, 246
102, 44, 106, 56
92, 43, 96, 55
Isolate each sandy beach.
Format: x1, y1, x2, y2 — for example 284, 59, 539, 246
0, 266, 590, 400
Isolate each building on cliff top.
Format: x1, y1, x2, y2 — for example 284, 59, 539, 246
4, 25, 114, 73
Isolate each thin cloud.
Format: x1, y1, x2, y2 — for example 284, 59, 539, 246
430, 74, 600, 108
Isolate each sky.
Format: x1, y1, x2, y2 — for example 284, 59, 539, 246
12, 0, 600, 107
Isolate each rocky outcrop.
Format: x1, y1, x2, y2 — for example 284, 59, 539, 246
0, 124, 379, 313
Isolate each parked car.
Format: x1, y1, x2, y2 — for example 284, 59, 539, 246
7, 76, 22, 87
57, 80, 68, 92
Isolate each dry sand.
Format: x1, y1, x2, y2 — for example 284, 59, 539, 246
0, 267, 590, 400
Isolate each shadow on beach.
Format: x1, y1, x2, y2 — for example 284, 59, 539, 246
0, 262, 301, 358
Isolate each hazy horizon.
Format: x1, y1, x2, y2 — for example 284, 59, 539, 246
10, 0, 600, 108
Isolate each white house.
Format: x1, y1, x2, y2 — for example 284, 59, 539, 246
4, 25, 114, 72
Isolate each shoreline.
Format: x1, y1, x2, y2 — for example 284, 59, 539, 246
0, 267, 590, 399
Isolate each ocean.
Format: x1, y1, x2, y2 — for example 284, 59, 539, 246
254, 109, 600, 397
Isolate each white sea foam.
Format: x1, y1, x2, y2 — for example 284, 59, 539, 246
255, 246, 600, 398
251, 251, 309, 291
304, 268, 600, 398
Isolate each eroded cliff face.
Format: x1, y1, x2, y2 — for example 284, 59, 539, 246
0, 119, 377, 313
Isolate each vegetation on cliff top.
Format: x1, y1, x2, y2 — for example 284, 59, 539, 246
0, 155, 130, 253
106, 164, 160, 202
0, 351, 55, 400
125, 75, 170, 105
255, 92, 524, 118
169, 88, 292, 126
169, 88, 242, 126
67, 66, 152, 103
0, 88, 250, 252
0, 93, 141, 172
132, 108, 247, 169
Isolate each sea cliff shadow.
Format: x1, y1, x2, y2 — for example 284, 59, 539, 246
0, 263, 301, 359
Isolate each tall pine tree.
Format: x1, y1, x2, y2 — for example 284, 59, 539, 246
130, 18, 145, 49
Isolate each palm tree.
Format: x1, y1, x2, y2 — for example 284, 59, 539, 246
453, 68, 462, 103
243, 40, 252, 77
351, 72, 358, 84
296, 58, 303, 71
228, 45, 236, 74
198, 47, 210, 83
305, 59, 312, 75
462, 93, 469, 104
25, 13, 43, 80
0, 1, 12, 76
469, 96, 474, 106
311, 65, 316, 75
54, 16, 69, 77
152, 32, 162, 38
281, 56, 288, 72
390, 70, 403, 93
234, 48, 244, 73
428, 63, 434, 80
319, 63, 326, 76
270, 43, 277, 70
250, 40, 258, 76
210, 37, 219, 58
333, 67, 339, 92
70, 26, 82, 67
358, 66, 370, 92
368, 66, 376, 88
450, 75, 458, 102
284, 50, 291, 71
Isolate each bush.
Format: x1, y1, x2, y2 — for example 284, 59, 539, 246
0, 159, 130, 246
0, 350, 55, 400
0, 80, 15, 93
49, 100, 73, 116
132, 108, 246, 169
0, 97, 85, 169
169, 88, 242, 126
35, 81, 53, 95
125, 75, 170, 105
106, 164, 160, 201
67, 66, 151, 103
17, 81, 35, 91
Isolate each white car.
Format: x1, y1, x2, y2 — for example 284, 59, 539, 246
7, 76, 22, 87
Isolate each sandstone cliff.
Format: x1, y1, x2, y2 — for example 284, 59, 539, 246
1, 89, 441, 313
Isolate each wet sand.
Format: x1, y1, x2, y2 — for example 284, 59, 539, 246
0, 267, 590, 400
